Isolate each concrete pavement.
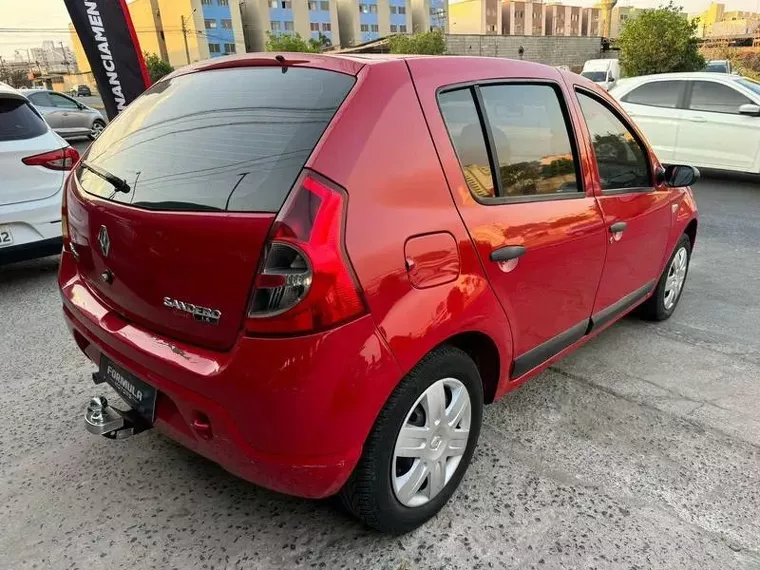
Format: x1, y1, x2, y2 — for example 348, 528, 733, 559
0, 173, 758, 569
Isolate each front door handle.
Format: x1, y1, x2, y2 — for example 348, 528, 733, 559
688, 116, 706, 123
490, 245, 526, 262
609, 222, 627, 233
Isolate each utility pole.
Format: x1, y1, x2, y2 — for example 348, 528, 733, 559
182, 15, 191, 64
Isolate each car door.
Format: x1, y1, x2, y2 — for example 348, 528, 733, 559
435, 80, 607, 379
675, 79, 760, 172
573, 89, 673, 326
47, 92, 89, 136
617, 79, 687, 165
26, 92, 68, 133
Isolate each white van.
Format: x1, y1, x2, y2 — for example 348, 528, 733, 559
581, 59, 621, 90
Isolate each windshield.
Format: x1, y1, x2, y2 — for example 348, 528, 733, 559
77, 66, 355, 213
735, 77, 760, 97
704, 62, 728, 73
582, 71, 608, 83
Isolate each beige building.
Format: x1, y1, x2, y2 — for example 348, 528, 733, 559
693, 2, 760, 37
241, 0, 342, 51
336, 0, 415, 46
608, 6, 644, 38
449, 0, 502, 35
410, 0, 448, 33
582, 7, 601, 37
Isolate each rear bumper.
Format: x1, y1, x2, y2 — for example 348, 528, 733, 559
59, 251, 402, 498
0, 188, 63, 262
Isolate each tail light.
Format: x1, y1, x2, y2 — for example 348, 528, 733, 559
22, 146, 80, 171
246, 170, 366, 335
61, 174, 70, 246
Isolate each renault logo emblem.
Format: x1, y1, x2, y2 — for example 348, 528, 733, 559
98, 225, 110, 257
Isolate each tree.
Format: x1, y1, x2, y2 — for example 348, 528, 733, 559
0, 69, 32, 89
388, 30, 446, 55
618, 2, 705, 77
265, 32, 330, 53
144, 52, 173, 83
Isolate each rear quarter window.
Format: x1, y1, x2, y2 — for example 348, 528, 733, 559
78, 67, 355, 213
0, 98, 48, 141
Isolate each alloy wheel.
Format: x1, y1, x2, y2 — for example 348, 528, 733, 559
663, 246, 688, 310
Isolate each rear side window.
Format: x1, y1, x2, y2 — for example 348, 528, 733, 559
0, 98, 48, 141
622, 81, 684, 109
78, 67, 355, 212
577, 91, 650, 192
27, 92, 54, 107
439, 89, 495, 199
440, 83, 581, 201
688, 81, 752, 114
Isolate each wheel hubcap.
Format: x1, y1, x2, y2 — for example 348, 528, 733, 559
92, 123, 104, 138
664, 246, 688, 310
392, 378, 471, 508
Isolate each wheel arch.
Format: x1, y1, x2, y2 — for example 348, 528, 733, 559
684, 218, 698, 248
442, 331, 501, 405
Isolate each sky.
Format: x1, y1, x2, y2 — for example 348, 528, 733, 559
2, 0, 760, 60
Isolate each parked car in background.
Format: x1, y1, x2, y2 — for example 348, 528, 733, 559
610, 72, 760, 174
21, 89, 105, 140
0, 83, 79, 264
704, 59, 732, 74
71, 85, 92, 97
61, 54, 698, 534
581, 59, 621, 90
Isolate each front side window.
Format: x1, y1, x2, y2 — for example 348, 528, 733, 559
577, 91, 650, 192
689, 81, 752, 114
735, 77, 760, 97
479, 84, 580, 198
622, 80, 684, 109
48, 93, 79, 109
440, 89, 496, 199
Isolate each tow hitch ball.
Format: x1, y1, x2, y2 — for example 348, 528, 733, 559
84, 396, 151, 440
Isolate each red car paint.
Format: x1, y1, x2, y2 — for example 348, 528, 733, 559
59, 54, 698, 499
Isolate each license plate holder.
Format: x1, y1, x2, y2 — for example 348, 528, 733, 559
100, 357, 157, 422
0, 226, 13, 248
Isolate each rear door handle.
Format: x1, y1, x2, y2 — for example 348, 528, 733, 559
688, 116, 706, 123
490, 245, 526, 262
609, 222, 627, 233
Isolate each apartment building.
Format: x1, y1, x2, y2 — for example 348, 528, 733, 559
582, 7, 600, 37
337, 0, 412, 46
449, 0, 502, 35
240, 0, 341, 51
693, 2, 760, 37
545, 3, 581, 36
502, 1, 545, 35
608, 6, 643, 38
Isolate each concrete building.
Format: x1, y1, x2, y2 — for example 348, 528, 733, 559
582, 7, 601, 37
240, 0, 341, 51
337, 0, 412, 46
69, 0, 246, 72
449, 0, 502, 35
16, 41, 76, 75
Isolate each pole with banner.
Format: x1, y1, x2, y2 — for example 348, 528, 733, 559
63, 0, 151, 120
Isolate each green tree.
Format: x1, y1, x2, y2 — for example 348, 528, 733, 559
388, 30, 446, 55
265, 32, 331, 53
618, 2, 705, 77
0, 69, 32, 89
143, 52, 173, 83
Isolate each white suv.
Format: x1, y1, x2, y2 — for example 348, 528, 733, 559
0, 84, 79, 264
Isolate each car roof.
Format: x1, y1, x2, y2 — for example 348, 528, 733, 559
0, 82, 29, 101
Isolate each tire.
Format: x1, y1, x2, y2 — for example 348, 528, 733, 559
640, 233, 692, 321
339, 345, 484, 534
89, 119, 105, 140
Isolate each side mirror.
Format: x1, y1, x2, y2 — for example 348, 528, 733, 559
663, 164, 700, 188
739, 103, 760, 117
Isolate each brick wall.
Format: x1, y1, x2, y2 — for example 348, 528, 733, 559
446, 34, 604, 70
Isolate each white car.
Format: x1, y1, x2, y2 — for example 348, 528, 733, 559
0, 83, 79, 264
610, 72, 760, 174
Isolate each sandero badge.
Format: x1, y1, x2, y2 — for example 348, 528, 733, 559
163, 297, 222, 325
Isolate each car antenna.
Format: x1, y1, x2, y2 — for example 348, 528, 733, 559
275, 54, 288, 73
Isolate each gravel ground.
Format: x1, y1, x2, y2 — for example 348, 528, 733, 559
1, 171, 759, 570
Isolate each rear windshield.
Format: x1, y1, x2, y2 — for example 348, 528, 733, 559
0, 97, 48, 141
78, 67, 355, 212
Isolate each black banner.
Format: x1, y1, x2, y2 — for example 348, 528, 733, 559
64, 0, 151, 119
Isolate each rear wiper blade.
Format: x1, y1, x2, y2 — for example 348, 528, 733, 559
80, 160, 131, 194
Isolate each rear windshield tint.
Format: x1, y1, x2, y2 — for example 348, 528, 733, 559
78, 67, 355, 213
0, 98, 48, 141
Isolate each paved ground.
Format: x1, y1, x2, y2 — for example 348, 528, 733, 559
1, 173, 759, 570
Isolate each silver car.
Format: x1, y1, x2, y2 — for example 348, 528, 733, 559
22, 89, 106, 140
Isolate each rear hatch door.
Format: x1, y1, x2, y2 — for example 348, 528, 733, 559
0, 94, 64, 206
68, 64, 356, 350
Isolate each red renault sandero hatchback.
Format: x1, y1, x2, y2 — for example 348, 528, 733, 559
59, 54, 698, 533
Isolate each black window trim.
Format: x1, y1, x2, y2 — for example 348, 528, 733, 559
684, 79, 754, 116
575, 86, 654, 196
620, 78, 689, 110
437, 78, 586, 206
